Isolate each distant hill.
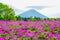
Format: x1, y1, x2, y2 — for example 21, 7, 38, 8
17, 9, 47, 18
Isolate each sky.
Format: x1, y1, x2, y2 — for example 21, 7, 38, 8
0, 0, 60, 18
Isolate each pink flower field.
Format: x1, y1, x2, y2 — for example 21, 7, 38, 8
0, 20, 60, 40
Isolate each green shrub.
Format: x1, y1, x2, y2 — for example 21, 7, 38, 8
0, 3, 16, 20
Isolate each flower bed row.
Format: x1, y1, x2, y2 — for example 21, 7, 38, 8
0, 20, 60, 40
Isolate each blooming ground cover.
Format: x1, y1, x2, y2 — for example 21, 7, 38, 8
0, 20, 60, 40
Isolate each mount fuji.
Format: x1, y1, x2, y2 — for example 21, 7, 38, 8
17, 9, 47, 18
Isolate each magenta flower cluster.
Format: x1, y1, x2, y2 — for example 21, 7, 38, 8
0, 20, 60, 40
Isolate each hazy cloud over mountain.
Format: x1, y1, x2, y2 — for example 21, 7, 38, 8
27, 6, 51, 10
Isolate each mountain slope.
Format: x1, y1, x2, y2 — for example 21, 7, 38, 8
18, 9, 47, 18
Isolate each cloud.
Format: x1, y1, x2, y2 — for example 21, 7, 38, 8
0, 0, 59, 10
26, 6, 51, 10
39, 7, 60, 18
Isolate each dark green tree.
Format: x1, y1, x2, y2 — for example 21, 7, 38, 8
30, 16, 35, 20
16, 16, 22, 20
56, 18, 60, 20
